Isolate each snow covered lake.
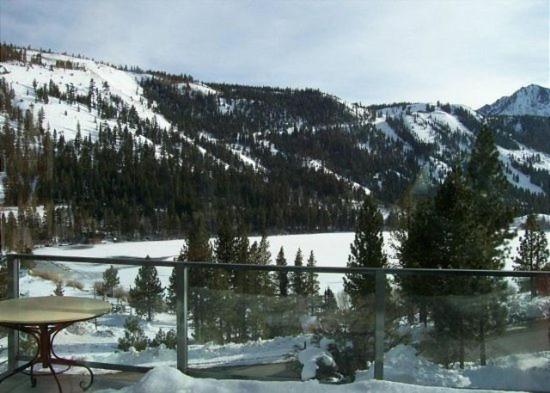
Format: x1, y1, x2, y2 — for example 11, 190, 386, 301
31, 232, 397, 295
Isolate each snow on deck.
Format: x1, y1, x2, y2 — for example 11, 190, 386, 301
94, 365, 531, 393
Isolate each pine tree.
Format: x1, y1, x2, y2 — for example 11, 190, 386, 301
168, 216, 213, 342
322, 287, 338, 313
247, 236, 273, 339
467, 128, 513, 366
515, 214, 549, 298
129, 257, 164, 321
429, 168, 485, 367
102, 265, 120, 298
291, 248, 305, 296
343, 194, 387, 307
118, 316, 148, 351
212, 214, 237, 343
315, 286, 339, 341
215, 213, 237, 265
305, 251, 320, 314
467, 125, 514, 260
150, 328, 177, 349
342, 194, 387, 370
233, 223, 251, 341
421, 168, 508, 368
252, 235, 273, 295
275, 247, 289, 296
398, 198, 439, 325
305, 251, 320, 296
168, 215, 212, 310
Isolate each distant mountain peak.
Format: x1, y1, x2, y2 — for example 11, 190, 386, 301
478, 84, 550, 117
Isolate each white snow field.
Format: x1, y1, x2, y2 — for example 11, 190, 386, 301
31, 232, 399, 294
0, 52, 170, 143
94, 366, 527, 393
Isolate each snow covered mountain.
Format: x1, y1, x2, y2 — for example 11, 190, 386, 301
370, 101, 549, 196
1, 45, 549, 232
478, 84, 550, 117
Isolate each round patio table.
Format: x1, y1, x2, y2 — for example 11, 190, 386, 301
0, 296, 111, 393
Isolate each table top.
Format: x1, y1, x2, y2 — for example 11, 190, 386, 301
0, 296, 111, 325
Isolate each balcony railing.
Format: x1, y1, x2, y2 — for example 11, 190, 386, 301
1, 253, 549, 390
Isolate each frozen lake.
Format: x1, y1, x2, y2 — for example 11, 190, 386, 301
32, 232, 399, 294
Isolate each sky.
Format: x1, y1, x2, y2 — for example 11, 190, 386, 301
0, 0, 548, 108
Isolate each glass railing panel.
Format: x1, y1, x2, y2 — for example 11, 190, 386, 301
0, 256, 7, 373
377, 272, 550, 392
187, 266, 375, 383
16, 258, 176, 372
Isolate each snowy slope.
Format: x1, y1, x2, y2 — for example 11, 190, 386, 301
177, 81, 219, 96
0, 51, 174, 141
1, 47, 549, 201
479, 84, 550, 117
372, 101, 549, 193
305, 158, 371, 195
0, 51, 266, 176
498, 148, 544, 194
376, 104, 473, 145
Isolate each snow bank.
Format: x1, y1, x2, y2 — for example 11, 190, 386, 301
297, 346, 334, 381
95, 366, 520, 393
463, 351, 550, 392
359, 344, 550, 392
359, 344, 471, 387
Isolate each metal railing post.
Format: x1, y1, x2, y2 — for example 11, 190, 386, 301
374, 270, 385, 380
176, 264, 188, 372
7, 256, 20, 371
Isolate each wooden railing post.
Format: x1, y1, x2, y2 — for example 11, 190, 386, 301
7, 256, 19, 371
175, 264, 188, 372
374, 270, 385, 380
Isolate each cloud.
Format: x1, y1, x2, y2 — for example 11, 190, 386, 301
1, 0, 548, 107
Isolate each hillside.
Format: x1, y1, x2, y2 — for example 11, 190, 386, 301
0, 44, 549, 245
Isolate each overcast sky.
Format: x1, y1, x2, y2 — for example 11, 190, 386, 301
1, 0, 548, 107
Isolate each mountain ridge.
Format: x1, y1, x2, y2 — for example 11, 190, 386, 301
1, 44, 549, 240
478, 84, 550, 117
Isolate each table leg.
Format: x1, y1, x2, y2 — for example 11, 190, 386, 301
41, 324, 63, 392
1, 322, 96, 393
50, 323, 94, 391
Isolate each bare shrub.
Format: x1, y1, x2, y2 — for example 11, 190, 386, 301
66, 279, 84, 291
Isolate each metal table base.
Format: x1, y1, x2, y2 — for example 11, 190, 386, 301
0, 322, 94, 393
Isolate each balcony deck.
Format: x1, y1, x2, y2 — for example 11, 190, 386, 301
2, 371, 142, 392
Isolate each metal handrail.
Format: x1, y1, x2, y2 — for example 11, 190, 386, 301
6, 253, 550, 277
1, 253, 549, 384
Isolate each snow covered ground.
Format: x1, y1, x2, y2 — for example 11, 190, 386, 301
1, 231, 548, 391
95, 366, 528, 393
358, 344, 549, 392
49, 320, 306, 370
